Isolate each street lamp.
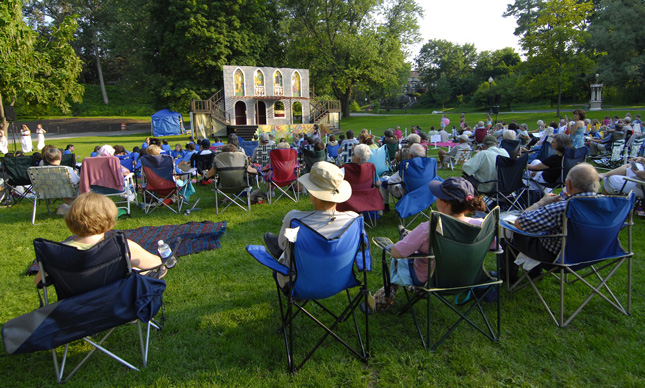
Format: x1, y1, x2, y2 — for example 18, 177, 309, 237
488, 76, 494, 115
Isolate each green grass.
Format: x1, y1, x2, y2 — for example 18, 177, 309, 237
1, 126, 645, 387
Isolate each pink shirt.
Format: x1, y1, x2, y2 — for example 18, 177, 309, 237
394, 217, 484, 284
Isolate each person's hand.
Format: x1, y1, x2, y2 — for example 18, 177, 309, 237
538, 193, 561, 206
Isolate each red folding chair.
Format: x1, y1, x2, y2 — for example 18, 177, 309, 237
267, 148, 300, 204
337, 162, 384, 228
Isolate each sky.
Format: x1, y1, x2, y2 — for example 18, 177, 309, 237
410, 0, 522, 61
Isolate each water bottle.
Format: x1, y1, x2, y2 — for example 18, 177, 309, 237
157, 240, 177, 269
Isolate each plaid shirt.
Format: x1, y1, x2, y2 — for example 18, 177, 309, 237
516, 192, 598, 255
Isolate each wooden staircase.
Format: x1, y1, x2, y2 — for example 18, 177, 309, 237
190, 89, 230, 126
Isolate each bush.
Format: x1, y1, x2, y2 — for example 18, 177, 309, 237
350, 100, 361, 112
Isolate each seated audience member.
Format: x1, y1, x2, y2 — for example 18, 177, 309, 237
437, 134, 472, 169
54, 192, 165, 280
141, 137, 151, 150
336, 130, 360, 165
536, 123, 556, 147
39, 145, 56, 166
176, 142, 196, 171
212, 137, 224, 147
204, 144, 249, 179
527, 134, 572, 189
161, 139, 171, 152
599, 156, 645, 196
473, 121, 488, 144
97, 145, 131, 175
352, 144, 371, 165
500, 129, 522, 159
385, 177, 487, 288
64, 144, 74, 155
377, 143, 426, 210
268, 133, 276, 145
42, 147, 80, 214
396, 133, 421, 163
492, 123, 505, 142
262, 162, 356, 286
506, 164, 600, 280
364, 135, 379, 149
518, 124, 531, 146
590, 123, 624, 156
462, 135, 509, 193
251, 132, 272, 164
113, 145, 128, 156
90, 146, 101, 158
172, 144, 185, 159
131, 146, 141, 163
439, 126, 450, 142
227, 133, 246, 155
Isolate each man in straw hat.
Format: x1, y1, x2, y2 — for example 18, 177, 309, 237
263, 161, 357, 286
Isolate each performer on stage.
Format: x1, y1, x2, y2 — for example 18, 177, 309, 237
20, 124, 33, 153
36, 124, 46, 151
0, 130, 8, 154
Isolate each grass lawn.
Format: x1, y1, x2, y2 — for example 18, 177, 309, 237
1, 122, 644, 387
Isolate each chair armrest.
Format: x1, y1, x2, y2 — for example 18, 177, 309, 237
372, 237, 394, 251
246, 245, 291, 275
500, 220, 560, 238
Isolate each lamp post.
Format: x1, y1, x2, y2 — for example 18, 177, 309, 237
488, 76, 494, 115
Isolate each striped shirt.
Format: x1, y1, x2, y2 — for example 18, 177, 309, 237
516, 192, 598, 255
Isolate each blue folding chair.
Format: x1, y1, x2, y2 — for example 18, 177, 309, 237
2, 233, 166, 382
240, 140, 259, 157
395, 157, 443, 228
502, 193, 635, 327
327, 143, 340, 160
246, 216, 371, 373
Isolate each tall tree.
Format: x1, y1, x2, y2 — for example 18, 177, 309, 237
589, 0, 645, 90
283, 0, 422, 118
505, 0, 594, 116
0, 0, 83, 134
145, 0, 284, 111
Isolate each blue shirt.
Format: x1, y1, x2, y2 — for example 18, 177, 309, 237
64, 150, 71, 155
161, 144, 171, 152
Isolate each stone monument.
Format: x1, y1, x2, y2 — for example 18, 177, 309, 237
589, 73, 603, 111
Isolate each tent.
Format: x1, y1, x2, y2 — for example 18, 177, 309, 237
151, 109, 183, 137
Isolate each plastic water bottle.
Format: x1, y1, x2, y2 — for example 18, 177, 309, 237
157, 240, 177, 269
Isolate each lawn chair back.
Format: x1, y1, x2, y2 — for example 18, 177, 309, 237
79, 156, 124, 194
254, 144, 277, 168
2, 155, 33, 186
342, 162, 375, 191
270, 148, 298, 185
327, 143, 340, 159
429, 208, 499, 289
384, 142, 398, 162
368, 146, 390, 177
34, 232, 131, 300
500, 139, 521, 160
141, 154, 176, 193
192, 152, 214, 175
28, 166, 78, 201
400, 157, 438, 193
561, 194, 634, 265
240, 140, 258, 157
60, 154, 76, 168
290, 217, 369, 300
302, 148, 327, 174
496, 153, 529, 194
214, 152, 249, 193
560, 146, 588, 184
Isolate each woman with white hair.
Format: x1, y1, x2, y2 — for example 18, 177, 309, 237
352, 144, 371, 164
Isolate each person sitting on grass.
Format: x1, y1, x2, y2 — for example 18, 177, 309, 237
263, 161, 356, 287
34, 192, 167, 286
90, 145, 101, 157
437, 134, 471, 169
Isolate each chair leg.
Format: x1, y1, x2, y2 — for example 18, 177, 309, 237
32, 197, 37, 225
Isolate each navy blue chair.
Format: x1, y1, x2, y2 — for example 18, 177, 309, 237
246, 216, 371, 373
502, 193, 636, 327
395, 157, 443, 228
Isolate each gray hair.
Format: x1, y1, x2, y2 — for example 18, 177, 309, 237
44, 147, 62, 163
520, 123, 528, 130
353, 144, 371, 164
409, 143, 426, 158
406, 134, 421, 145
502, 129, 517, 140
566, 163, 600, 193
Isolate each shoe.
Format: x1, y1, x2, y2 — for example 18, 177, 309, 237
263, 232, 283, 259
397, 225, 409, 240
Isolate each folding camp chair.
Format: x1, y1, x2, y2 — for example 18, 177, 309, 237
191, 151, 215, 177
1, 233, 165, 383
27, 166, 79, 224
444, 147, 472, 171
80, 157, 137, 215
383, 142, 399, 165
140, 154, 187, 213
500, 139, 521, 160
246, 216, 370, 373
117, 154, 138, 187
368, 146, 392, 177
60, 153, 77, 168
253, 144, 277, 169
464, 154, 530, 211
336, 141, 357, 165
1, 155, 36, 206
267, 148, 300, 204
302, 148, 327, 174
394, 157, 443, 228
337, 163, 384, 228
373, 207, 502, 350
623, 136, 645, 163
213, 151, 252, 214
501, 193, 635, 327
327, 143, 340, 161
529, 146, 588, 193
592, 139, 625, 170
240, 140, 258, 157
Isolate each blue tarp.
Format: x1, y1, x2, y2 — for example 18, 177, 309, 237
151, 109, 183, 137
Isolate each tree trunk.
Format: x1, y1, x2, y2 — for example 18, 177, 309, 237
94, 31, 109, 105
339, 90, 352, 119
0, 92, 7, 137
557, 81, 562, 118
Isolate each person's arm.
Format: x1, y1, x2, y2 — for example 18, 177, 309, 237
527, 162, 549, 171
514, 193, 561, 230
127, 239, 162, 270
